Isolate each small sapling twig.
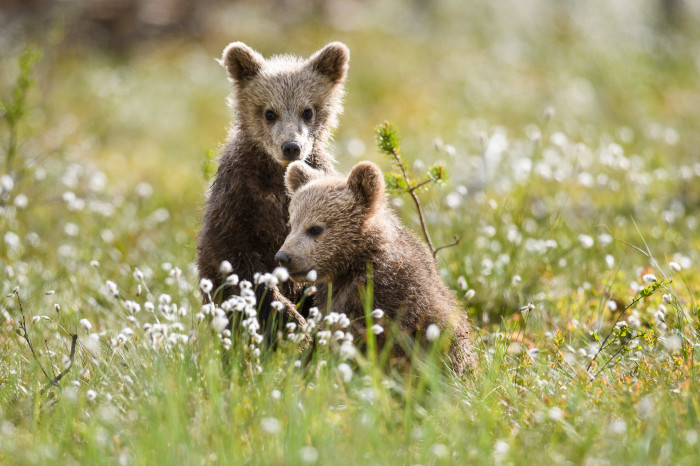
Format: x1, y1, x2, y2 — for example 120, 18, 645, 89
375, 121, 460, 258
586, 279, 669, 376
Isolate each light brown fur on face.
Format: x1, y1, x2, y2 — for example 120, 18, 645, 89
278, 161, 476, 375
197, 42, 348, 324
221, 42, 349, 166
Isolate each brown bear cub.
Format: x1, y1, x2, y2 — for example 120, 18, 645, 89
197, 42, 349, 323
276, 161, 476, 374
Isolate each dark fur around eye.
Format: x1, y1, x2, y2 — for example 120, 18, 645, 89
306, 225, 323, 237
265, 110, 277, 122
302, 108, 313, 121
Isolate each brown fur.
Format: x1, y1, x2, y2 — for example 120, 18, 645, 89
278, 161, 476, 375
197, 42, 349, 320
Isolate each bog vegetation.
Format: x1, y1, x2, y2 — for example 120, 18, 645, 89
1, 1, 699, 464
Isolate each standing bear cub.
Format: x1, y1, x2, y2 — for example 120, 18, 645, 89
276, 161, 476, 374
197, 42, 349, 323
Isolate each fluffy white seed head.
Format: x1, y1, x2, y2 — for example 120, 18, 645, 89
220, 260, 233, 275
273, 267, 290, 283
338, 363, 352, 383
306, 270, 317, 282
200, 278, 214, 294
426, 324, 440, 342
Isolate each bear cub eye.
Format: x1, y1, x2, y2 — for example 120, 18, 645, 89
265, 110, 277, 122
301, 108, 313, 121
306, 225, 323, 237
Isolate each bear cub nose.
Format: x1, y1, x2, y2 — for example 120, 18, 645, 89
281, 141, 301, 160
275, 251, 291, 266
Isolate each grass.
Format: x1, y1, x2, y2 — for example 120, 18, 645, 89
1, 1, 699, 464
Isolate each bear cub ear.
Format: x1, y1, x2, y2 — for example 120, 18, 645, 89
286, 161, 324, 195
220, 42, 265, 83
307, 42, 350, 84
347, 161, 385, 211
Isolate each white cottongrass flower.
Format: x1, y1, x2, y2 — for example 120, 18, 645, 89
669, 261, 681, 272
220, 260, 233, 275
337, 314, 351, 329
80, 318, 93, 331
273, 267, 290, 283
133, 268, 144, 281
430, 443, 449, 458
299, 446, 319, 464
339, 341, 356, 360
606, 300, 617, 311
286, 323, 297, 332
200, 278, 213, 294
457, 276, 467, 290
337, 363, 353, 383
125, 301, 141, 314
0, 174, 14, 192
371, 309, 384, 319
578, 234, 594, 249
609, 418, 627, 435
144, 302, 155, 312
226, 274, 239, 286
519, 303, 535, 312
86, 389, 97, 402
305, 270, 317, 282
465, 289, 476, 300
271, 389, 281, 400
32, 316, 41, 323
548, 406, 564, 421
13, 194, 27, 208
211, 315, 229, 334
605, 254, 615, 269
643, 274, 658, 284
370, 324, 384, 335
90, 260, 100, 268
260, 417, 282, 435
271, 301, 285, 312
493, 440, 510, 463
105, 280, 119, 297
662, 294, 672, 304
426, 324, 441, 342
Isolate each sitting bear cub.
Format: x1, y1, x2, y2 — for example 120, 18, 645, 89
276, 161, 475, 374
197, 41, 348, 324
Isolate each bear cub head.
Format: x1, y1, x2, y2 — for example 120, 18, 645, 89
220, 41, 349, 166
276, 161, 385, 282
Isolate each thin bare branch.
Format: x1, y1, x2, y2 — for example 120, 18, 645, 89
41, 333, 77, 394
388, 147, 435, 254
433, 235, 461, 259
15, 289, 51, 382
408, 178, 433, 193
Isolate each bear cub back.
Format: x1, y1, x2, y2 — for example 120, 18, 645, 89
277, 161, 476, 374
197, 42, 349, 322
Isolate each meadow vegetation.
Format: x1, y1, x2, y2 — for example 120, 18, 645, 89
1, 1, 699, 464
